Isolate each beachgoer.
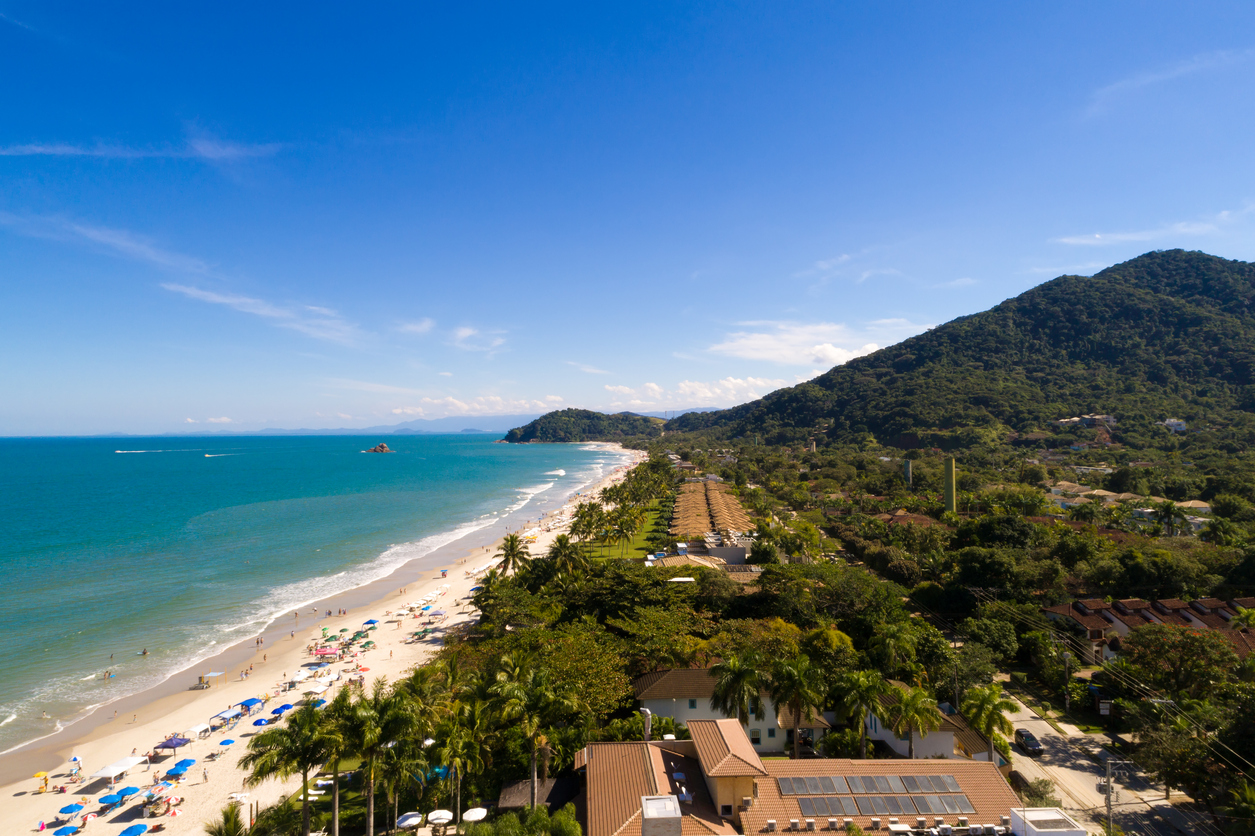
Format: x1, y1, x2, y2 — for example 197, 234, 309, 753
132, 714, 137, 723
264, 654, 267, 662
203, 768, 209, 783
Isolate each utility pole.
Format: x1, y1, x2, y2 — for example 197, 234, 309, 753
1104, 759, 1132, 836
1062, 651, 1072, 715
953, 658, 960, 708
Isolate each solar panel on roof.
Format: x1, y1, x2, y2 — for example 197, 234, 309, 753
798, 798, 815, 817
941, 796, 960, 814
845, 776, 864, 793
925, 795, 943, 813
856, 797, 875, 815
928, 776, 949, 792
873, 776, 891, 793
884, 797, 903, 816
804, 777, 823, 795
829, 776, 849, 794
818, 777, 836, 794
837, 797, 858, 816
858, 776, 876, 793
956, 796, 975, 814
814, 798, 833, 816
886, 776, 906, 794
941, 775, 961, 793
896, 796, 917, 815
871, 797, 889, 815
778, 777, 796, 795
901, 776, 922, 793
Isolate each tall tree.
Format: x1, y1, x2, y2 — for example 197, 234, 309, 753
870, 622, 917, 679
960, 683, 1017, 762
204, 804, 247, 836
546, 534, 589, 577
318, 689, 355, 836
767, 654, 826, 759
494, 666, 580, 808
239, 704, 328, 836
496, 533, 531, 576
885, 684, 942, 759
347, 680, 419, 836
835, 671, 890, 759
709, 653, 766, 725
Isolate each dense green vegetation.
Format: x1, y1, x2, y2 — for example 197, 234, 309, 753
503, 408, 663, 443
667, 250, 1255, 448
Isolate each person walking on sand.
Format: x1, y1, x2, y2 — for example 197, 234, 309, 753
203, 767, 209, 783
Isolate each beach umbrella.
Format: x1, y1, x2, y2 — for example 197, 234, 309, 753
165, 766, 187, 776
271, 706, 287, 715
82, 814, 97, 822
312, 699, 327, 708
279, 703, 293, 710
339, 627, 349, 632
420, 605, 431, 611
54, 827, 77, 836
33, 771, 47, 777
99, 794, 121, 804
120, 826, 149, 836
364, 619, 378, 625
219, 739, 235, 746
367, 625, 378, 631
117, 786, 139, 797
464, 808, 489, 822
170, 808, 183, 817
175, 758, 196, 768
253, 718, 269, 726
69, 756, 81, 763
58, 803, 84, 815
397, 812, 423, 829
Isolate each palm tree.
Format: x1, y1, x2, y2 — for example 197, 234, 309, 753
347, 681, 419, 836
379, 737, 427, 834
239, 704, 328, 836
318, 689, 355, 836
546, 534, 589, 577
494, 666, 580, 808
709, 653, 765, 724
251, 798, 307, 836
960, 683, 1017, 763
496, 533, 531, 575
1223, 781, 1255, 836
767, 654, 826, 759
835, 670, 890, 759
870, 622, 917, 678
204, 804, 247, 836
886, 684, 942, 759
1152, 499, 1188, 537
1068, 501, 1103, 523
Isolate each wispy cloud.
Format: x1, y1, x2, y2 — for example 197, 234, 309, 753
437, 371, 453, 377
0, 135, 284, 161
163, 283, 361, 343
1089, 49, 1255, 114
449, 326, 505, 353
206, 416, 233, 424
398, 318, 435, 335
390, 395, 551, 417
566, 361, 610, 374
1055, 218, 1224, 247
0, 213, 214, 273
599, 376, 810, 411
0, 12, 37, 32
708, 319, 931, 366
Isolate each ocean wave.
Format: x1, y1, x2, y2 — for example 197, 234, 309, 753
204, 453, 237, 458
545, 469, 567, 476
0, 714, 13, 727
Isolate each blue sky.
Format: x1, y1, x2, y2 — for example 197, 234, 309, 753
4, 3, 1255, 434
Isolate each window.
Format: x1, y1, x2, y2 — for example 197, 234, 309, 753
768, 728, 776, 738
750, 698, 760, 715
751, 729, 762, 745
721, 805, 732, 817
688, 698, 697, 709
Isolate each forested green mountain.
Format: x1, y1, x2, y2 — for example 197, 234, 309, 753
504, 408, 663, 443
668, 250, 1255, 448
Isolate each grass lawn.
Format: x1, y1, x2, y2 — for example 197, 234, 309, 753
586, 500, 668, 560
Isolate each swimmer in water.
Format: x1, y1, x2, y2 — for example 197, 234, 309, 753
141, 649, 148, 655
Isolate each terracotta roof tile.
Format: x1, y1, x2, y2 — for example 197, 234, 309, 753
689, 719, 768, 777
741, 759, 1019, 834
634, 669, 719, 700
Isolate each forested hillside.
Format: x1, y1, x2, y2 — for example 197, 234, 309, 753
668, 250, 1255, 448
504, 408, 663, 443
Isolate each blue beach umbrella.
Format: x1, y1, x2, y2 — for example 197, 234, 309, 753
363, 619, 378, 624
120, 826, 149, 836
117, 786, 139, 797
279, 703, 294, 710
312, 699, 327, 708
58, 803, 83, 815
253, 718, 269, 726
98, 793, 121, 804
54, 827, 77, 836
175, 759, 196, 769
271, 706, 286, 715
219, 739, 235, 746
165, 766, 187, 776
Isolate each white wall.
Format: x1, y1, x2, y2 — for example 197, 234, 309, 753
641, 697, 787, 751
865, 712, 956, 760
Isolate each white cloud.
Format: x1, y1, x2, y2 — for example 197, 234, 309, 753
0, 135, 285, 161
1089, 49, 1255, 113
599, 376, 805, 411
184, 418, 199, 423
398, 318, 435, 334
545, 395, 564, 402
450, 326, 505, 353
708, 319, 930, 366
1054, 220, 1219, 246
336, 412, 353, 420
604, 384, 634, 394
162, 283, 360, 344
566, 361, 610, 374
207, 416, 233, 423
437, 372, 453, 377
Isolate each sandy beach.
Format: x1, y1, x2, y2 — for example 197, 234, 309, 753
1, 443, 644, 831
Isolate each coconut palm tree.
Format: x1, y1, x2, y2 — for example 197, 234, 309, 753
317, 689, 355, 836
767, 654, 826, 759
347, 681, 419, 836
835, 670, 890, 759
379, 737, 427, 834
546, 534, 589, 577
493, 666, 580, 808
709, 653, 766, 725
239, 704, 328, 836
204, 804, 247, 836
870, 622, 917, 679
1152, 500, 1189, 537
886, 684, 942, 759
495, 533, 531, 575
960, 682, 1017, 763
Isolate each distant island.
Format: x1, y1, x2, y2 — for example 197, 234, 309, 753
503, 408, 664, 443
365, 442, 393, 453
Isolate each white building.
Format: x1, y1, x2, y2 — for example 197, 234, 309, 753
865, 684, 1002, 765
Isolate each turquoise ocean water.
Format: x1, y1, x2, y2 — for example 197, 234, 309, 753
0, 434, 624, 753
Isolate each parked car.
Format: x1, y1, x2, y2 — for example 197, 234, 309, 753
1015, 728, 1045, 758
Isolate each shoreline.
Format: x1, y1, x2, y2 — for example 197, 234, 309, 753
0, 443, 643, 805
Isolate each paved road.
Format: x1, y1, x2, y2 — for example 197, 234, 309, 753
1003, 697, 1219, 836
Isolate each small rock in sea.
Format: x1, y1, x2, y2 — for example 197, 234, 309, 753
366, 443, 393, 453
